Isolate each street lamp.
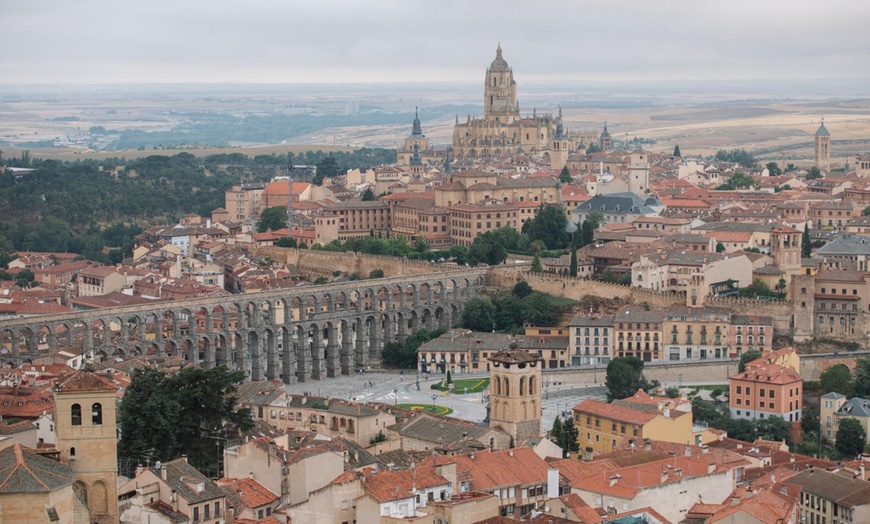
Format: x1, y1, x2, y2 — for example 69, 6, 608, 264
393, 386, 398, 405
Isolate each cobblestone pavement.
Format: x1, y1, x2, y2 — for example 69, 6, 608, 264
284, 371, 606, 431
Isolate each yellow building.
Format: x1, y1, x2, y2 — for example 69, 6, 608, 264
663, 305, 732, 361
54, 370, 120, 524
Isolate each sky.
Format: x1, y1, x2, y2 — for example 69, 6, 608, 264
3, 0, 869, 85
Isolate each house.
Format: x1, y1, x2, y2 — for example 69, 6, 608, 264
0, 444, 89, 524
567, 315, 614, 366
632, 251, 753, 295
571, 192, 663, 226
785, 468, 870, 524
356, 462, 451, 521
119, 457, 230, 524
728, 363, 803, 424
218, 477, 280, 521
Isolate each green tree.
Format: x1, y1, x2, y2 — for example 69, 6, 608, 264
361, 188, 376, 201
551, 417, 564, 452
802, 226, 812, 258
580, 219, 595, 248
801, 405, 820, 436
118, 366, 253, 470
738, 349, 763, 373
836, 418, 867, 457
314, 155, 341, 185
717, 171, 756, 190
586, 143, 601, 155
446, 369, 452, 385
563, 417, 580, 453
605, 357, 656, 401
276, 236, 297, 248
755, 416, 789, 442
369, 269, 384, 279
521, 292, 562, 327
806, 166, 823, 180
257, 206, 287, 232
461, 297, 496, 332
586, 211, 605, 230
523, 204, 568, 249
530, 254, 543, 273
468, 233, 507, 266
766, 162, 782, 176
673, 145, 682, 158
716, 242, 726, 253
821, 364, 854, 396
558, 166, 572, 183
569, 247, 578, 277
118, 368, 180, 467
852, 357, 870, 398
715, 148, 756, 168
512, 281, 533, 299
775, 277, 787, 297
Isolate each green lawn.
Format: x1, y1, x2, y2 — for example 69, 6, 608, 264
431, 378, 490, 394
395, 403, 454, 415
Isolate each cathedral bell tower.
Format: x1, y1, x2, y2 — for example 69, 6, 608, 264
814, 119, 831, 172
484, 44, 519, 124
770, 225, 802, 274
488, 341, 543, 444
550, 108, 570, 171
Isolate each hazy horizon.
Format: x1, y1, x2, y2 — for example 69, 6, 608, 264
3, 0, 869, 86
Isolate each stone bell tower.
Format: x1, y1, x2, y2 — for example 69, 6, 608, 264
488, 341, 542, 444
550, 108, 570, 172
484, 43, 519, 124
814, 119, 831, 171
54, 370, 120, 524
770, 225, 802, 275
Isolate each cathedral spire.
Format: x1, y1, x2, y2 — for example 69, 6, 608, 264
411, 106, 422, 136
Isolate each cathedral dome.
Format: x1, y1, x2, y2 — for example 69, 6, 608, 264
489, 44, 509, 70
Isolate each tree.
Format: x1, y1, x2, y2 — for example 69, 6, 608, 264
586, 143, 601, 155
446, 370, 453, 385
461, 297, 496, 332
821, 363, 854, 396
512, 281, 533, 300
605, 357, 656, 401
469, 233, 507, 267
257, 206, 287, 232
551, 417, 564, 450
775, 277, 787, 297
852, 357, 870, 398
569, 247, 578, 277
276, 236, 297, 248
801, 405, 820, 436
563, 417, 580, 454
755, 416, 789, 442
766, 162, 782, 176
369, 269, 384, 279
586, 211, 605, 230
118, 366, 253, 470
836, 418, 867, 457
738, 349, 763, 373
802, 226, 812, 258
558, 166, 572, 183
313, 155, 341, 185
717, 171, 756, 190
673, 145, 681, 158
361, 188, 376, 201
523, 204, 568, 249
716, 242, 726, 253
530, 254, 543, 273
521, 292, 562, 327
806, 166, 823, 180
580, 219, 595, 248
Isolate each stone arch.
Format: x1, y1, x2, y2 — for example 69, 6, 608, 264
200, 336, 213, 368
36, 325, 52, 352
181, 338, 196, 364
290, 296, 305, 322
90, 479, 109, 514
519, 376, 527, 396
73, 480, 88, 506
163, 339, 178, 358
54, 322, 73, 349
522, 401, 528, 419
529, 375, 537, 395
264, 327, 278, 380
247, 330, 261, 380
279, 326, 295, 383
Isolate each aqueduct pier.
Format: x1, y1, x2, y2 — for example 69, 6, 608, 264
0, 268, 488, 383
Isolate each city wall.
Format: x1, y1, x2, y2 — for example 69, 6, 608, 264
490, 268, 795, 334
256, 247, 450, 279
543, 351, 870, 386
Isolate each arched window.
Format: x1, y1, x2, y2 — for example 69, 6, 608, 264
92, 403, 102, 425
71, 404, 82, 426
529, 376, 537, 395
70, 447, 76, 457
504, 378, 510, 396
519, 377, 527, 396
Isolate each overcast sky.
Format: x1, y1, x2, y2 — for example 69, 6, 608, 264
3, 0, 869, 85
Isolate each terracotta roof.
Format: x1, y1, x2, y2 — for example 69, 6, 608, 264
363, 464, 448, 502
429, 447, 551, 491
572, 399, 658, 426
217, 477, 278, 510
54, 370, 117, 392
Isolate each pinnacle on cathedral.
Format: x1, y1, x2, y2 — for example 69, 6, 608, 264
411, 106, 422, 137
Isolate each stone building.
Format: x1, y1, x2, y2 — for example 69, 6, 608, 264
488, 342, 543, 444
53, 370, 119, 524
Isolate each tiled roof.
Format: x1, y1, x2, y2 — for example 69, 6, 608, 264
363, 464, 448, 502
389, 413, 492, 444
0, 444, 74, 493
144, 500, 189, 523
432, 447, 551, 491
157, 458, 225, 504
729, 363, 802, 384
54, 370, 116, 392
217, 477, 278, 510
572, 399, 657, 426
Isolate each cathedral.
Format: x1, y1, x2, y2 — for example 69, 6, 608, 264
453, 45, 593, 160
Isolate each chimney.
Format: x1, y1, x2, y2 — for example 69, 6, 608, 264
685, 446, 692, 458
643, 438, 651, 451
730, 495, 741, 506
609, 475, 621, 487
508, 449, 513, 457
161, 467, 168, 481
701, 445, 709, 454
707, 463, 716, 474
660, 470, 668, 484
547, 468, 560, 498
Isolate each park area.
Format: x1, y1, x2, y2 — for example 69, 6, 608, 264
431, 377, 490, 395
395, 403, 454, 415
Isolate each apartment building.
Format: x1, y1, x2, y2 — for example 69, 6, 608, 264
785, 468, 870, 524
314, 200, 391, 244
729, 363, 803, 423
567, 315, 613, 366
663, 305, 732, 361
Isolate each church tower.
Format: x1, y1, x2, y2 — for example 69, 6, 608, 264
599, 122, 612, 151
54, 370, 120, 524
628, 150, 650, 195
399, 107, 429, 166
550, 108, 570, 171
770, 225, 802, 274
484, 44, 519, 124
488, 342, 542, 444
814, 119, 831, 171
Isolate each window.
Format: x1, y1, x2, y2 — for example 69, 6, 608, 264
71, 404, 82, 426
214, 502, 220, 516
193, 506, 199, 522
70, 447, 76, 457
92, 403, 102, 425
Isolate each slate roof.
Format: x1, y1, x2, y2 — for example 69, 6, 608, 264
785, 468, 870, 508
0, 444, 74, 493
815, 122, 831, 137
158, 458, 225, 504
817, 234, 870, 256
389, 413, 493, 444
145, 500, 189, 523
568, 314, 615, 327
836, 397, 870, 418
574, 192, 659, 216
